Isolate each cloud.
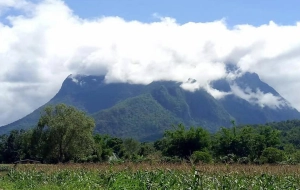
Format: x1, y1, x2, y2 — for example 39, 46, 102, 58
0, 0, 300, 126
0, 0, 29, 9
0, 0, 33, 17
230, 83, 288, 109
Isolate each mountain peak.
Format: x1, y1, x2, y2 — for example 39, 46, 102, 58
1, 72, 300, 140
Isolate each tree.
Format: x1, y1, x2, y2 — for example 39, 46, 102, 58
258, 126, 280, 148
0, 134, 8, 163
37, 104, 95, 163
285, 127, 300, 149
123, 138, 140, 159
160, 124, 211, 158
139, 142, 156, 157
213, 127, 237, 157
191, 151, 212, 164
213, 125, 281, 162
260, 147, 286, 164
1, 130, 29, 163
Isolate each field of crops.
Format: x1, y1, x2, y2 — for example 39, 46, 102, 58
1, 163, 300, 189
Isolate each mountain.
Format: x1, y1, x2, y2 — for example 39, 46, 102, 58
1, 72, 300, 141
212, 73, 300, 124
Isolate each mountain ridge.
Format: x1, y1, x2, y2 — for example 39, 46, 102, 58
1, 72, 300, 140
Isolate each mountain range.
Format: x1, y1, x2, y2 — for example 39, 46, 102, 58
1, 72, 300, 141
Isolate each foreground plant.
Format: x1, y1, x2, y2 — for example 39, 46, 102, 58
1, 163, 300, 189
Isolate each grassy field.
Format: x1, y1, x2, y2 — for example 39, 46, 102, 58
1, 163, 300, 189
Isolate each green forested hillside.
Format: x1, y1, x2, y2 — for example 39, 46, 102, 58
93, 94, 183, 141
1, 73, 300, 140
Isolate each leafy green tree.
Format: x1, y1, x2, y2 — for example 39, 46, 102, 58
1, 130, 27, 163
291, 150, 300, 163
160, 124, 211, 158
37, 104, 95, 163
0, 129, 34, 163
236, 127, 255, 158
92, 134, 125, 161
285, 127, 300, 149
0, 134, 8, 162
29, 127, 46, 161
283, 143, 296, 155
106, 137, 124, 158
260, 147, 286, 164
123, 138, 140, 159
213, 125, 281, 162
90, 134, 105, 162
258, 126, 280, 148
139, 142, 156, 157
213, 127, 238, 157
191, 151, 212, 164
250, 126, 281, 160
18, 129, 33, 160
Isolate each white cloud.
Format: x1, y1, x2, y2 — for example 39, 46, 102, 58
0, 0, 28, 8
0, 0, 300, 126
230, 83, 288, 109
205, 84, 232, 99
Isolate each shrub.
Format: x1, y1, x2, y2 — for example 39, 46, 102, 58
260, 147, 286, 164
291, 150, 300, 163
191, 151, 212, 164
238, 157, 250, 164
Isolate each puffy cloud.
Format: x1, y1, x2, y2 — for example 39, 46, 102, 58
0, 0, 300, 126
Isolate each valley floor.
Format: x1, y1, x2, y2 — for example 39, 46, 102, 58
1, 163, 300, 189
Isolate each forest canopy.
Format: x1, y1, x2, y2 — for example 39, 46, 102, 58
1, 104, 300, 164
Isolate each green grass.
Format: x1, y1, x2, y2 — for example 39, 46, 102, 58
1, 163, 300, 189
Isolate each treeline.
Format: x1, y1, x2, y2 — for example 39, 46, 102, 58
1, 104, 300, 164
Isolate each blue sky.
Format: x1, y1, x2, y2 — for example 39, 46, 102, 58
1, 0, 299, 26
62, 0, 299, 26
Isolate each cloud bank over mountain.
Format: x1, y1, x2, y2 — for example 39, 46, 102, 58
1, 0, 300, 126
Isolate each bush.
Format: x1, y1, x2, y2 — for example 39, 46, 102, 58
238, 157, 250, 164
219, 154, 237, 164
291, 150, 300, 163
260, 147, 286, 164
191, 151, 212, 164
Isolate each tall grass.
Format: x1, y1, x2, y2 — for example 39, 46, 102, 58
1, 163, 300, 189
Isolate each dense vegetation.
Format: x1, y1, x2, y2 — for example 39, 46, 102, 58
1, 164, 300, 189
1, 104, 300, 165
93, 94, 184, 141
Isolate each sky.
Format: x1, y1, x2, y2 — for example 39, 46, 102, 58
0, 0, 300, 126
62, 0, 300, 26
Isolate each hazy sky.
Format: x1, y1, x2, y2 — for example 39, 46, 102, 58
0, 0, 300, 126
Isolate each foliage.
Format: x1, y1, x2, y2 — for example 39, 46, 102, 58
158, 124, 211, 158
0, 130, 32, 163
2, 164, 300, 189
260, 147, 286, 164
213, 125, 281, 161
123, 138, 140, 159
2, 118, 300, 165
139, 142, 156, 157
191, 151, 212, 163
36, 104, 95, 163
93, 94, 183, 141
